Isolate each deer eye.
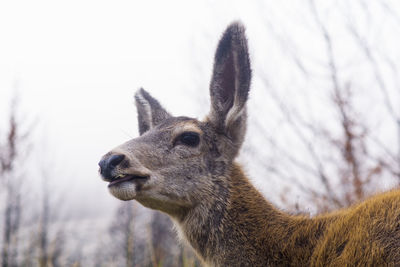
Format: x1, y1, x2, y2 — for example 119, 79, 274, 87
175, 132, 200, 147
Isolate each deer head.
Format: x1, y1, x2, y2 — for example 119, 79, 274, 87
99, 22, 251, 219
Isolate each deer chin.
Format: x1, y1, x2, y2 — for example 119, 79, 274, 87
108, 175, 149, 201
108, 181, 136, 200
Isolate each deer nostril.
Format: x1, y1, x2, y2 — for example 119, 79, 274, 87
108, 154, 125, 168
99, 154, 125, 179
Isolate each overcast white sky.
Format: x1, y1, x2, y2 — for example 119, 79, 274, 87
1, 0, 400, 217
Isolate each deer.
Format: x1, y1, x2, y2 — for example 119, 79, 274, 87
99, 22, 400, 266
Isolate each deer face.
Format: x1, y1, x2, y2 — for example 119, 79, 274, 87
99, 22, 251, 218
99, 114, 230, 217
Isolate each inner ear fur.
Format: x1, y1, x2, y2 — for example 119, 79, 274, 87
208, 22, 252, 143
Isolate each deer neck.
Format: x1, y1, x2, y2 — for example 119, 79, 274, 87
175, 163, 323, 266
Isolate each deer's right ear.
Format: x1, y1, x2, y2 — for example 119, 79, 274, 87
135, 88, 171, 135
208, 22, 251, 146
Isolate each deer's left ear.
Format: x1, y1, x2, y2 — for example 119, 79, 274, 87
208, 22, 252, 147
135, 88, 171, 135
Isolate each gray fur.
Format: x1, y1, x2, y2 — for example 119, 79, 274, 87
99, 22, 252, 266
208, 22, 251, 152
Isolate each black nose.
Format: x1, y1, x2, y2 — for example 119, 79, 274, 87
98, 154, 125, 179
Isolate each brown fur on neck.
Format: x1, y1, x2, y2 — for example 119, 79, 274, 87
177, 163, 400, 266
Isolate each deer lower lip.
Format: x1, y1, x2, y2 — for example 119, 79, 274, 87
108, 175, 148, 187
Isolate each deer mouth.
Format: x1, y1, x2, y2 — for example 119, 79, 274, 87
108, 174, 149, 187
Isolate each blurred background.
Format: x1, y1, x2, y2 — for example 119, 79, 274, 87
1, 0, 400, 266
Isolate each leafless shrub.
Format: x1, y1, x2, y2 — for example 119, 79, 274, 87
249, 0, 400, 213
0, 95, 32, 267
